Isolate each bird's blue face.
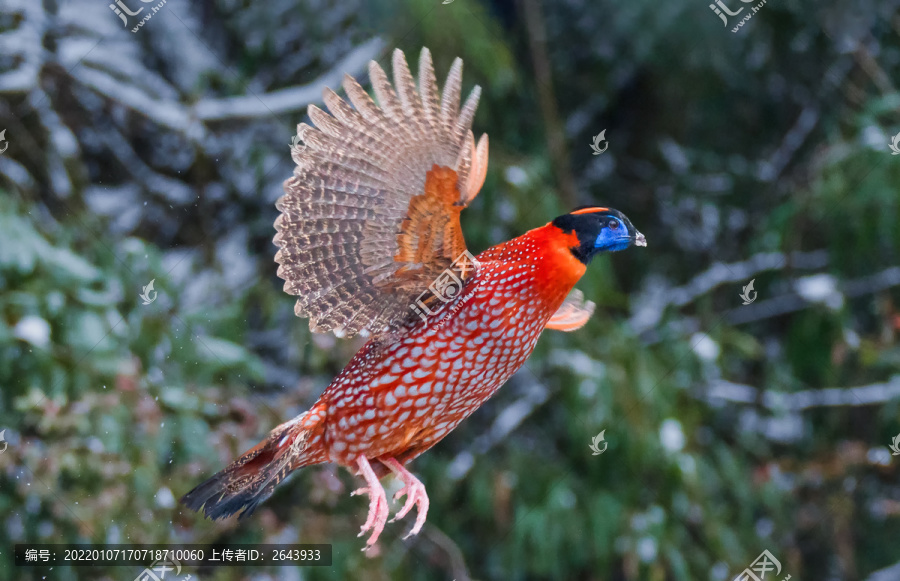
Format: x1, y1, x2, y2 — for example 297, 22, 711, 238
593, 216, 635, 253
552, 206, 647, 264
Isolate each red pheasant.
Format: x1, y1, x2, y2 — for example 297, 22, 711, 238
181, 47, 646, 547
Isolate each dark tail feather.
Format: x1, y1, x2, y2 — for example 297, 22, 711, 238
181, 405, 327, 520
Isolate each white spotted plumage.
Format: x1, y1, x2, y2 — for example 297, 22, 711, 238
320, 232, 578, 467
180, 48, 630, 552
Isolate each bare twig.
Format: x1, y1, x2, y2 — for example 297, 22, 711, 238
419, 525, 472, 581
98, 125, 195, 205
757, 106, 819, 182
757, 52, 855, 182
519, 0, 577, 209
854, 37, 897, 96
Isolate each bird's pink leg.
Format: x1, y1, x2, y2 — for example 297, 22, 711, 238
350, 454, 389, 549
382, 457, 429, 540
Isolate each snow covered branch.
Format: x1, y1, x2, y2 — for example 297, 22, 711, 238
702, 376, 900, 411
630, 249, 829, 335
865, 560, 900, 581
194, 38, 385, 122
727, 266, 900, 326
69, 37, 384, 135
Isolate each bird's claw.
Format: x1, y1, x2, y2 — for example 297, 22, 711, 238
352, 455, 431, 548
383, 459, 430, 539
353, 457, 389, 549
357, 488, 388, 545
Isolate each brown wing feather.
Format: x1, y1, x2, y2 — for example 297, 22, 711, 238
275, 47, 488, 338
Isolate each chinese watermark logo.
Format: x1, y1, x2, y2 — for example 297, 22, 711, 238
140, 279, 158, 305
710, 0, 746, 25
109, 0, 169, 33
889, 131, 900, 155
135, 558, 191, 581
589, 430, 608, 455
410, 251, 477, 322
0, 129, 8, 154
710, 0, 769, 33
889, 433, 900, 456
740, 279, 757, 305
290, 135, 302, 150
590, 130, 608, 155
734, 550, 791, 581
110, 0, 150, 25
0, 430, 7, 454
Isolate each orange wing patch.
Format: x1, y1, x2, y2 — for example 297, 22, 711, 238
395, 165, 467, 267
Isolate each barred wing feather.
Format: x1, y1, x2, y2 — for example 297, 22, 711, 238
275, 47, 489, 338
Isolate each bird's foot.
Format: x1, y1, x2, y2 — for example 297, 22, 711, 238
351, 455, 389, 550
382, 457, 430, 540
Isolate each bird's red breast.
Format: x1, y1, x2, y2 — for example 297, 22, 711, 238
316, 219, 588, 468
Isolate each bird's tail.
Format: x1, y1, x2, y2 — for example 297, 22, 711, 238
180, 401, 328, 520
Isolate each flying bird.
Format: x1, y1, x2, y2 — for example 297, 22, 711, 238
181, 47, 646, 548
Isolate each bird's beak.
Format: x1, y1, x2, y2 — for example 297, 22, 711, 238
634, 231, 647, 247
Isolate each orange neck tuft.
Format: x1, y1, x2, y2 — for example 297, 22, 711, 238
529, 223, 587, 296
476, 222, 587, 307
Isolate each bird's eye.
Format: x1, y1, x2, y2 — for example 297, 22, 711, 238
608, 220, 619, 230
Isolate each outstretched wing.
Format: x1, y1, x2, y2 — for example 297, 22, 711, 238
545, 289, 595, 332
275, 47, 489, 338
